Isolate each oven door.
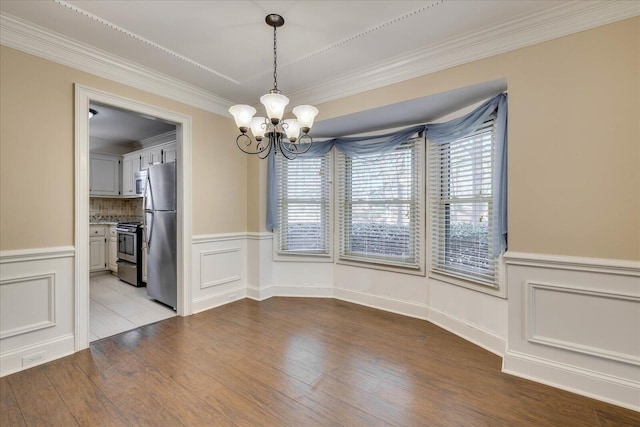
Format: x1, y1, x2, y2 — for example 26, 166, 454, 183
117, 230, 137, 263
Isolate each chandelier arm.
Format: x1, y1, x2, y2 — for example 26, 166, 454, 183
235, 133, 270, 155
257, 139, 273, 160
278, 141, 298, 160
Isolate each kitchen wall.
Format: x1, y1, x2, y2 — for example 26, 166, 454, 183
89, 197, 143, 223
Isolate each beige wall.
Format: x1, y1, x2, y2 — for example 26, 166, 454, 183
0, 46, 245, 250
248, 17, 639, 261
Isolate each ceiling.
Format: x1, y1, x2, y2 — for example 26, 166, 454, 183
2, 1, 637, 116
0, 0, 637, 108
89, 103, 176, 144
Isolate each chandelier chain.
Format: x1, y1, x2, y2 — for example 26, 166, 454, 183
273, 25, 278, 91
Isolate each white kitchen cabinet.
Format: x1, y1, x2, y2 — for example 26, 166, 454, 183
121, 154, 141, 197
108, 226, 118, 272
90, 153, 121, 197
148, 146, 163, 165
122, 142, 177, 176
163, 144, 177, 163
89, 225, 107, 272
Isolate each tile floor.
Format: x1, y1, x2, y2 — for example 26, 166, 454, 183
89, 273, 176, 342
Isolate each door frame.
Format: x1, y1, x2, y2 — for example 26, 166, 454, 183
74, 85, 193, 350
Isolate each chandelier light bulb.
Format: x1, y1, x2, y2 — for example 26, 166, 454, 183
251, 117, 267, 141
292, 105, 319, 133
228, 104, 256, 132
283, 119, 300, 142
260, 92, 289, 124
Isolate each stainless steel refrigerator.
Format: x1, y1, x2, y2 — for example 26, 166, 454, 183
144, 162, 177, 309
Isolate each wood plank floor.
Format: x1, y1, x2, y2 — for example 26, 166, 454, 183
2, 298, 638, 426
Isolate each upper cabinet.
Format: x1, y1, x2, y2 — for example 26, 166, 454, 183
120, 142, 176, 198
90, 153, 121, 197
121, 154, 141, 197
163, 144, 177, 163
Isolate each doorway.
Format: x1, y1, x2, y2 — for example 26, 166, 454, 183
88, 102, 177, 341
75, 85, 193, 351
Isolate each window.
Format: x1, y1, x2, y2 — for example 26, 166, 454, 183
428, 118, 499, 286
275, 152, 332, 256
337, 136, 423, 270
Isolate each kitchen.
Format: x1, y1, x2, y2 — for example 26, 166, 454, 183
88, 103, 178, 342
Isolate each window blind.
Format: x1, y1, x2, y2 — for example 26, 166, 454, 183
428, 119, 498, 286
337, 137, 423, 269
275, 152, 331, 255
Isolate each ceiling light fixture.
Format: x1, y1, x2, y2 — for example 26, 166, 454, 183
89, 108, 98, 119
229, 14, 319, 160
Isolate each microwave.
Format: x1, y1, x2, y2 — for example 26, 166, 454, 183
134, 170, 147, 197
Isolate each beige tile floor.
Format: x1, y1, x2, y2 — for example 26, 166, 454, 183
89, 273, 176, 342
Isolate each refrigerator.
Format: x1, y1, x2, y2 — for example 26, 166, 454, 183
144, 162, 177, 309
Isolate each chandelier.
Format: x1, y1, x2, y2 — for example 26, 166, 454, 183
228, 14, 319, 160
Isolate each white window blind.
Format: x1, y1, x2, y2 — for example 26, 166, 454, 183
428, 119, 498, 286
275, 152, 331, 255
337, 137, 423, 269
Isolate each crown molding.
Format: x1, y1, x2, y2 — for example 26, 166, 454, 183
288, 1, 640, 106
0, 13, 233, 116
140, 130, 177, 147
1, 2, 638, 113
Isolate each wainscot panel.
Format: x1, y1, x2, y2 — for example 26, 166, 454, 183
191, 234, 248, 314
503, 252, 640, 411
0, 247, 75, 377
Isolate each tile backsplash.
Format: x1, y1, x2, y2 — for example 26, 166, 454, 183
90, 197, 143, 223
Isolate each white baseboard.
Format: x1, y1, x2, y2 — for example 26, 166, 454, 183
334, 287, 505, 356
0, 333, 75, 377
427, 307, 506, 356
191, 286, 246, 314
247, 285, 333, 300
246, 285, 275, 301
334, 287, 429, 319
503, 350, 640, 412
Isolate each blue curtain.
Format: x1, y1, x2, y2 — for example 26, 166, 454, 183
425, 94, 508, 257
266, 93, 508, 257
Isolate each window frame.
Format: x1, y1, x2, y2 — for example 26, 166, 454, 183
335, 135, 425, 275
426, 118, 505, 297
273, 150, 334, 263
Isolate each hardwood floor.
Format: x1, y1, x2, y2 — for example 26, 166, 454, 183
2, 298, 638, 426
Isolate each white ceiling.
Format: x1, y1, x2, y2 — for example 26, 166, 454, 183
1, 1, 637, 141
2, 0, 638, 113
89, 103, 176, 144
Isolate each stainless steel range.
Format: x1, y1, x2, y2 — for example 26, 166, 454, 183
115, 221, 144, 287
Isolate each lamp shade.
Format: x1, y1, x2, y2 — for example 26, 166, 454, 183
283, 119, 300, 142
229, 104, 256, 131
292, 105, 319, 131
260, 92, 289, 124
251, 117, 267, 139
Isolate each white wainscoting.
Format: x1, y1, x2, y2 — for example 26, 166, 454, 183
191, 234, 247, 313
503, 252, 640, 411
0, 247, 76, 377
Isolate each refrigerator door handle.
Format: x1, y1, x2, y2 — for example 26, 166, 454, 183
143, 171, 154, 252
145, 211, 154, 251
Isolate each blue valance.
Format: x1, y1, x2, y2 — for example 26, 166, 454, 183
266, 93, 508, 256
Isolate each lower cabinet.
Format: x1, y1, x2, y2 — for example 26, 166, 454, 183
90, 224, 117, 273
89, 225, 107, 272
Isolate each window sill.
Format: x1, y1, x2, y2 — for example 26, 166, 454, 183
273, 252, 334, 263
336, 257, 425, 276
428, 270, 506, 298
